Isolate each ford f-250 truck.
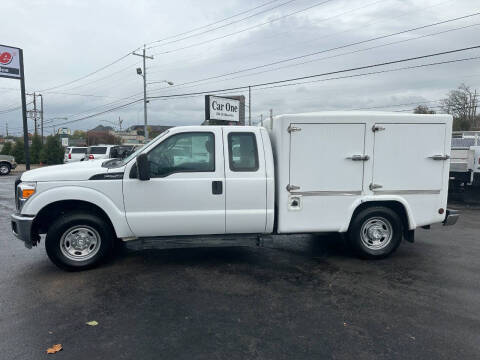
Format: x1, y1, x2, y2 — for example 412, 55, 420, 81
11, 112, 459, 270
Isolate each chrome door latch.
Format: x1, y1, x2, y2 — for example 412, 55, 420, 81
369, 183, 383, 191
286, 184, 300, 192
428, 154, 450, 160
372, 124, 385, 132
347, 154, 370, 161
287, 125, 301, 133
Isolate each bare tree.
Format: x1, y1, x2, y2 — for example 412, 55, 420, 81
413, 105, 436, 114
441, 84, 478, 129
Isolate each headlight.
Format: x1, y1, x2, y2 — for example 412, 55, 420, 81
17, 182, 36, 211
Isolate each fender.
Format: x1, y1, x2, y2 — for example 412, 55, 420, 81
340, 195, 416, 232
22, 185, 135, 238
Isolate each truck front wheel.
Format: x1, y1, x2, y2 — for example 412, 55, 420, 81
45, 212, 114, 271
348, 206, 403, 259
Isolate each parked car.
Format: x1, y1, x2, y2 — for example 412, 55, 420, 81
0, 155, 16, 175
82, 145, 118, 161
64, 147, 87, 163
11, 112, 458, 270
82, 145, 135, 161
449, 135, 480, 189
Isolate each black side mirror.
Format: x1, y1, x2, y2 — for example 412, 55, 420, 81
136, 153, 150, 181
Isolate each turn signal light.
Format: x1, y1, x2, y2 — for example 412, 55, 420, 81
68, 153, 71, 159
21, 189, 35, 199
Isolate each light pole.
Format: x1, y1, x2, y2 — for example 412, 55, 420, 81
133, 46, 154, 142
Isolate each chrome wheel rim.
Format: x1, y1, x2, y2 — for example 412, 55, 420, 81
360, 217, 393, 250
0, 165, 9, 175
60, 225, 101, 261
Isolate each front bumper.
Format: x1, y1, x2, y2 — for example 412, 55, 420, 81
443, 209, 460, 226
11, 213, 35, 248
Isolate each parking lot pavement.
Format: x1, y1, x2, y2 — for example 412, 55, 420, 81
0, 174, 479, 360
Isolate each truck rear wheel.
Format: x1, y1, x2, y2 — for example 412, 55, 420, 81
348, 206, 403, 259
45, 212, 114, 271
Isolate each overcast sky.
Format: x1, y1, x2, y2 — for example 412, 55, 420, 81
1, 0, 479, 135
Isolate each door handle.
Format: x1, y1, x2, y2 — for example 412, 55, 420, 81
428, 154, 450, 160
212, 181, 223, 195
346, 155, 370, 161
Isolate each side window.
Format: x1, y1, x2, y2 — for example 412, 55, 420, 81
148, 132, 215, 177
228, 132, 259, 172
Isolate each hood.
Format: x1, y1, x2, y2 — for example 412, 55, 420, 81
21, 160, 122, 182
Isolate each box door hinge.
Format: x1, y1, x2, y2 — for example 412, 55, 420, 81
372, 124, 385, 132
287, 125, 301, 133
369, 183, 383, 191
286, 184, 300, 192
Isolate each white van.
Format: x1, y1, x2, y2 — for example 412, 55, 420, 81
64, 147, 87, 163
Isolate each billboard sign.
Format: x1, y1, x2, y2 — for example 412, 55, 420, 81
205, 95, 240, 122
0, 45, 21, 79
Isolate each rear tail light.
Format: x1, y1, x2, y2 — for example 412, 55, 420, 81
68, 153, 71, 159
89, 154, 94, 160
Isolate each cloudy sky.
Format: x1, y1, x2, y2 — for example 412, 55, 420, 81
1, 0, 479, 135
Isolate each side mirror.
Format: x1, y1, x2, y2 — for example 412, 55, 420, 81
136, 153, 150, 181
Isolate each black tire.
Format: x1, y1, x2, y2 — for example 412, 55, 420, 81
45, 212, 114, 271
348, 206, 403, 259
0, 162, 11, 176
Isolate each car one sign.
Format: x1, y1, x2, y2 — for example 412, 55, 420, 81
205, 95, 240, 122
0, 45, 21, 79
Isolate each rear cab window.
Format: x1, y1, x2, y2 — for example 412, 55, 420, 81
71, 148, 87, 154
228, 132, 259, 172
89, 147, 107, 154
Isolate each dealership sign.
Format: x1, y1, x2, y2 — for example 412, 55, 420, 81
0, 45, 21, 79
205, 95, 240, 122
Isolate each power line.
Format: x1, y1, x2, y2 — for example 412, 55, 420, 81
154, 12, 480, 89
150, 0, 344, 55
148, 0, 284, 45
148, 0, 300, 48
38, 52, 138, 93
43, 46, 480, 128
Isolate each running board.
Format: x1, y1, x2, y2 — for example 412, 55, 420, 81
123, 234, 274, 251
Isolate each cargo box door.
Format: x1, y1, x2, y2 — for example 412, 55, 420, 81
372, 123, 446, 191
289, 123, 366, 192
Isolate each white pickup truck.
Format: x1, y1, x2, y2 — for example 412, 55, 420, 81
11, 112, 459, 270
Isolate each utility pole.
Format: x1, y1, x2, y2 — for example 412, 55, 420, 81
32, 92, 38, 135
260, 114, 263, 127
5, 121, 8, 137
38, 93, 44, 143
118, 116, 123, 132
248, 86, 251, 126
132, 45, 154, 141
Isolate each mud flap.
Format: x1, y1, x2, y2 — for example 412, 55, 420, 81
404, 229, 415, 243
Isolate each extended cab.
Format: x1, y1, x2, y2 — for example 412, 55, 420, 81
11, 112, 459, 270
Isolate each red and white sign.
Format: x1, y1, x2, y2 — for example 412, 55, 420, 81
0, 45, 21, 79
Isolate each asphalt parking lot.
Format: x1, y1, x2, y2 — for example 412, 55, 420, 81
0, 174, 479, 359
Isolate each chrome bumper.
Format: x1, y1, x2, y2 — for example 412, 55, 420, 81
11, 213, 35, 249
443, 209, 460, 226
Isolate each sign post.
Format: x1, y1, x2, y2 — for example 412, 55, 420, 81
0, 44, 30, 170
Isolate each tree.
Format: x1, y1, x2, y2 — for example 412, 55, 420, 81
71, 130, 86, 139
0, 141, 13, 155
40, 136, 64, 165
441, 83, 478, 130
30, 134, 43, 164
413, 105, 436, 114
12, 139, 25, 164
